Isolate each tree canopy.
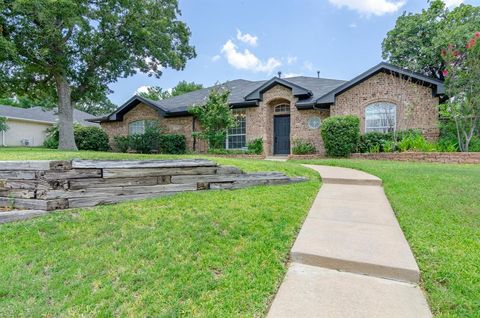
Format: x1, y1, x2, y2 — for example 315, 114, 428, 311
382, 0, 480, 80
441, 33, 480, 152
138, 81, 203, 101
188, 87, 235, 149
0, 0, 195, 149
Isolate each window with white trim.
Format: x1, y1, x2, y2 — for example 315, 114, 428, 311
128, 120, 158, 135
225, 109, 246, 149
365, 102, 396, 133
274, 104, 290, 113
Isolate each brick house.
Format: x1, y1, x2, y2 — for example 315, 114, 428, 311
91, 63, 445, 155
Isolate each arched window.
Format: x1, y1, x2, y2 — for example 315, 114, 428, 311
365, 102, 396, 133
274, 104, 290, 114
128, 120, 158, 135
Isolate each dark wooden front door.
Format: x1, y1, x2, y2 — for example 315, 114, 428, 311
274, 115, 291, 155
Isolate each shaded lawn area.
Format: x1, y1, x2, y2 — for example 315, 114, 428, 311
294, 158, 480, 318
0, 148, 320, 316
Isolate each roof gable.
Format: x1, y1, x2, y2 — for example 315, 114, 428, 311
315, 62, 445, 105
244, 77, 312, 101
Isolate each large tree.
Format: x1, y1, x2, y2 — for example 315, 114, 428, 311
382, 0, 480, 80
0, 0, 195, 150
441, 33, 480, 152
139, 80, 203, 101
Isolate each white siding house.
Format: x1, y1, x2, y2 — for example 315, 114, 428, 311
0, 105, 98, 147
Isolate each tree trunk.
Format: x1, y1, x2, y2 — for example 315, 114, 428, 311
55, 75, 78, 151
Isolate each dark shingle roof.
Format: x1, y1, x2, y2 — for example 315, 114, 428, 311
0, 105, 98, 126
94, 62, 445, 122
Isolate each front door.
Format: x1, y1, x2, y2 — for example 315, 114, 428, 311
274, 115, 290, 155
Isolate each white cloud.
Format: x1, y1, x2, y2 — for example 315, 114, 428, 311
135, 85, 150, 94
349, 23, 358, 28
236, 29, 258, 46
284, 72, 302, 78
303, 61, 314, 71
211, 55, 221, 62
443, 0, 463, 7
221, 39, 281, 73
328, 0, 405, 16
287, 56, 298, 64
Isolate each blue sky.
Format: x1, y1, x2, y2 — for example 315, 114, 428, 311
108, 0, 479, 105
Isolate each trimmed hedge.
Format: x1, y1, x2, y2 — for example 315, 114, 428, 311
44, 124, 109, 151
320, 115, 360, 157
113, 129, 186, 154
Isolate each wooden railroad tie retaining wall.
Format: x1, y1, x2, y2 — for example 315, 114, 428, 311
0, 159, 303, 211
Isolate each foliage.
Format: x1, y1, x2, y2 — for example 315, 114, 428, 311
139, 81, 203, 101
75, 98, 118, 116
357, 132, 394, 153
397, 132, 437, 152
44, 124, 109, 151
0, 116, 8, 133
382, 0, 480, 80
293, 158, 480, 317
320, 115, 360, 157
247, 138, 264, 155
292, 139, 316, 155
207, 148, 247, 155
189, 87, 236, 149
382, 140, 395, 153
113, 136, 130, 153
158, 134, 187, 154
73, 126, 110, 151
441, 32, 480, 152
0, 95, 56, 109
0, 0, 196, 150
113, 128, 186, 154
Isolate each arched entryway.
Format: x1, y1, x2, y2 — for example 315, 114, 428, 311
272, 102, 291, 155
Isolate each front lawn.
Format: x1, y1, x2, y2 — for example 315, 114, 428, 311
294, 158, 480, 318
0, 148, 320, 316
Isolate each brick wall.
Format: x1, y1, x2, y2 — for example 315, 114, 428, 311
100, 103, 207, 152
332, 72, 440, 140
350, 152, 480, 164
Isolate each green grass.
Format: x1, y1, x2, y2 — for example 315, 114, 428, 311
0, 148, 320, 317
294, 158, 480, 318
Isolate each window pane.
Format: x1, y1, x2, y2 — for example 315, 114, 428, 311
226, 109, 246, 149
365, 102, 396, 133
129, 120, 145, 135
274, 104, 290, 113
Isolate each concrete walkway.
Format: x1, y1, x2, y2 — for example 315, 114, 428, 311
268, 165, 432, 318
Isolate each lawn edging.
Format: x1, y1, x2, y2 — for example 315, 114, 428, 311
289, 152, 480, 164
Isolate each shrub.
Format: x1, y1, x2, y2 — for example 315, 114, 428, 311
369, 144, 381, 153
247, 138, 263, 155
207, 148, 246, 155
292, 139, 316, 155
44, 124, 109, 151
113, 129, 186, 154
74, 126, 109, 151
383, 140, 396, 153
357, 132, 394, 153
320, 115, 360, 157
397, 132, 437, 152
159, 134, 186, 154
113, 136, 130, 153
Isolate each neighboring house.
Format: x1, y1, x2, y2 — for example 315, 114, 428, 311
92, 63, 445, 155
0, 105, 98, 147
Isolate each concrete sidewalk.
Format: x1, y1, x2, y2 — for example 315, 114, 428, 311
268, 165, 432, 318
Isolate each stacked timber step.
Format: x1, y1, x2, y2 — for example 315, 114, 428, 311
0, 159, 304, 211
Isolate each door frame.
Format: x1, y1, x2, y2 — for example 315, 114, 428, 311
273, 114, 291, 155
